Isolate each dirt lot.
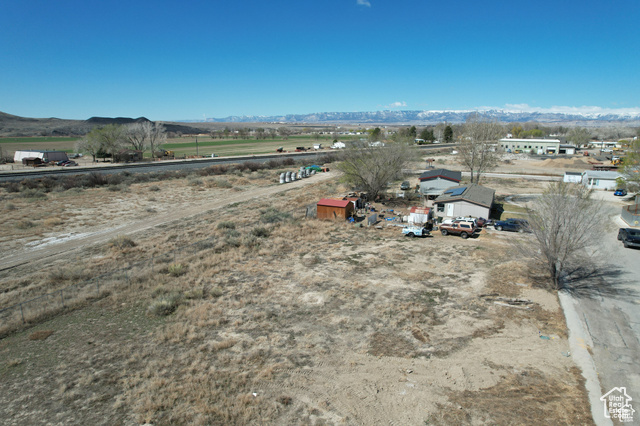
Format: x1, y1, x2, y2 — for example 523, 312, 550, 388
0, 161, 596, 424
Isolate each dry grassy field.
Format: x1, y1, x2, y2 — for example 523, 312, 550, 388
0, 162, 593, 425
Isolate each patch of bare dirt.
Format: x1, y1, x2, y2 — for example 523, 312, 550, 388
0, 169, 592, 424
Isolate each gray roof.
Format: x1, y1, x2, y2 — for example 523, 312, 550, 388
434, 184, 495, 208
583, 170, 622, 180
419, 168, 462, 182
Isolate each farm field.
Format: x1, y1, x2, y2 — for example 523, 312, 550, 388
0, 161, 594, 424
0, 134, 356, 163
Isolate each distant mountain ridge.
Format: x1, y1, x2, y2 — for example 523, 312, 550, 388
203, 109, 640, 125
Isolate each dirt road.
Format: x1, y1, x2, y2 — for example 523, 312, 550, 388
0, 172, 334, 271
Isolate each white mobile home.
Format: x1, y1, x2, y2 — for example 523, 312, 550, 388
582, 171, 622, 190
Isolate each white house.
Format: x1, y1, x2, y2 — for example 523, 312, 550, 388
582, 170, 622, 190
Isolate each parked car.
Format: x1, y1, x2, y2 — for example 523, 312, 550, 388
618, 228, 640, 249
439, 221, 481, 239
494, 218, 531, 233
400, 181, 411, 190
614, 189, 628, 196
56, 159, 71, 166
63, 161, 78, 166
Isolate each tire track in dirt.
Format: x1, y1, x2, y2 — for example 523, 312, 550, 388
0, 172, 335, 271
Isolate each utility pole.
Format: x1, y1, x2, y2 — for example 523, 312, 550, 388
196, 137, 199, 156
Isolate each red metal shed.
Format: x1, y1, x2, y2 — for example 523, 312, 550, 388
317, 198, 355, 220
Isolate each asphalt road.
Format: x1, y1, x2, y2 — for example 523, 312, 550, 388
0, 144, 455, 183
561, 212, 640, 425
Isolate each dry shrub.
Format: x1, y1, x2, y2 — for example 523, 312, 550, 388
167, 263, 186, 277
16, 219, 36, 229
206, 177, 232, 188
148, 292, 182, 316
29, 330, 54, 340
44, 217, 63, 227
108, 235, 136, 250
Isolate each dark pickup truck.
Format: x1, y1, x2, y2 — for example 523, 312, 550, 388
439, 221, 482, 239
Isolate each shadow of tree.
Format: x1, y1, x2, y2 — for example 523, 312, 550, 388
559, 264, 638, 300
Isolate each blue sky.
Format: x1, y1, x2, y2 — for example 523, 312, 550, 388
1, 0, 639, 121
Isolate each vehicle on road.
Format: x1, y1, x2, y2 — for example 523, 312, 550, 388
439, 221, 481, 239
494, 218, 531, 233
614, 189, 628, 196
618, 228, 640, 248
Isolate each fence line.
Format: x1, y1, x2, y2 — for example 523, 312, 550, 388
0, 236, 218, 335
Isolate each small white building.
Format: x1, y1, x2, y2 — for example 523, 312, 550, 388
563, 171, 583, 183
582, 170, 622, 190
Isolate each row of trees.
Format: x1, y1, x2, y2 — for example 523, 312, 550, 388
76, 122, 166, 162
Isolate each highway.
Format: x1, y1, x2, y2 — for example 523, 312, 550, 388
0, 144, 455, 182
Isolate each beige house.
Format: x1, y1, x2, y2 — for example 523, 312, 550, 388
434, 184, 495, 219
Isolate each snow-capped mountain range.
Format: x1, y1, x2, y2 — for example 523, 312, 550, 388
202, 109, 640, 125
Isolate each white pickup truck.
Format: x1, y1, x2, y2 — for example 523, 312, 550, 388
402, 224, 432, 238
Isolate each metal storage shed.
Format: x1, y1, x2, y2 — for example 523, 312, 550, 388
317, 198, 354, 220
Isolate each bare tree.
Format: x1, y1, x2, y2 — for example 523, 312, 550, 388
75, 136, 102, 162
77, 124, 125, 162
337, 141, 414, 199
567, 127, 591, 147
124, 122, 151, 152
525, 182, 608, 290
278, 126, 292, 140
458, 113, 504, 183
147, 123, 166, 159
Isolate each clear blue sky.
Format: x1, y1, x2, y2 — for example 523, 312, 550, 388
1, 0, 639, 121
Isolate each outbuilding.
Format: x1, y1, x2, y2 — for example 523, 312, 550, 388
419, 168, 462, 200
434, 184, 495, 219
582, 171, 622, 190
14, 150, 68, 164
563, 171, 583, 183
316, 198, 355, 220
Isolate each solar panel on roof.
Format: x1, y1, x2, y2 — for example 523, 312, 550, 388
443, 187, 466, 196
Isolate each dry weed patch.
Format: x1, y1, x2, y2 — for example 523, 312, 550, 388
0, 172, 588, 424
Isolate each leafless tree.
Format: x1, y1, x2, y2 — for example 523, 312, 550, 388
525, 182, 608, 290
567, 127, 591, 147
147, 123, 166, 159
337, 140, 414, 199
124, 121, 151, 153
458, 113, 504, 183
278, 126, 292, 140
